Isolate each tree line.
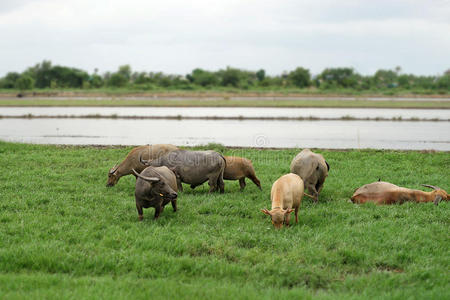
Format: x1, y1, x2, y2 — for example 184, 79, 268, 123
1, 60, 449, 92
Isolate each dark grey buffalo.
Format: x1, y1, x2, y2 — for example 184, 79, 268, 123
133, 166, 178, 221
140, 150, 226, 193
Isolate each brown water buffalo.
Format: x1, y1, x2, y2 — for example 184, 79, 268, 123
223, 156, 261, 191
290, 149, 329, 203
133, 166, 178, 220
140, 150, 226, 193
351, 181, 449, 205
106, 144, 178, 187
190, 156, 261, 191
261, 173, 304, 229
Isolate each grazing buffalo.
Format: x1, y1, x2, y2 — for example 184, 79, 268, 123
106, 144, 178, 187
140, 150, 226, 193
223, 156, 261, 191
191, 156, 261, 191
133, 166, 178, 220
261, 173, 304, 229
351, 181, 449, 205
290, 149, 329, 203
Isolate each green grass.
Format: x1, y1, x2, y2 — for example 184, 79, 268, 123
0, 142, 449, 299
1, 98, 450, 109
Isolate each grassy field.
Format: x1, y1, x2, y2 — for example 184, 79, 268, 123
0, 142, 449, 299
1, 98, 450, 109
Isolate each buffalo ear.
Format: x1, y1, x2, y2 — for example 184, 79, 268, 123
284, 209, 294, 215
261, 209, 271, 216
434, 195, 442, 206
169, 167, 180, 177
325, 161, 330, 171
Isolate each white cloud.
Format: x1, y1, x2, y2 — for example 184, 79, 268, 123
0, 0, 449, 76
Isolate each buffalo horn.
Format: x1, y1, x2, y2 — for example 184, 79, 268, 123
422, 184, 441, 190
132, 169, 159, 182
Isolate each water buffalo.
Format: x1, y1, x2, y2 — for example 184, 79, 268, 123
140, 150, 226, 193
261, 173, 304, 229
290, 149, 329, 203
190, 156, 261, 191
133, 166, 178, 220
106, 144, 178, 187
351, 181, 449, 205
223, 156, 261, 191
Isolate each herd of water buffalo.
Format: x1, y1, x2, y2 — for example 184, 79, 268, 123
106, 144, 449, 228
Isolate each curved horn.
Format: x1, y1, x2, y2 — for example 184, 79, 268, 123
109, 162, 119, 174
303, 193, 316, 200
132, 169, 160, 182
138, 152, 150, 166
422, 184, 441, 190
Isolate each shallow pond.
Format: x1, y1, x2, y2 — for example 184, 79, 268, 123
0, 118, 448, 150
1, 107, 449, 120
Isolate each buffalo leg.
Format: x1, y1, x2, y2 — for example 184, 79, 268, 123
208, 176, 218, 193
218, 175, 225, 194
136, 203, 144, 221
177, 179, 183, 192
154, 204, 162, 219
285, 213, 291, 227
239, 178, 246, 191
171, 199, 177, 212
305, 182, 319, 203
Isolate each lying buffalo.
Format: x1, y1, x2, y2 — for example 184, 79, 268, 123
140, 150, 226, 193
290, 149, 329, 203
133, 166, 178, 220
107, 144, 178, 187
351, 181, 449, 205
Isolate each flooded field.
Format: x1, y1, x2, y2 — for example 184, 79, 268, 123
0, 118, 448, 150
1, 107, 449, 120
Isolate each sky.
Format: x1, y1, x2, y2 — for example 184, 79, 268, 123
0, 0, 449, 77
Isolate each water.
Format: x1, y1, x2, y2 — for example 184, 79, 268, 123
1, 118, 448, 150
1, 107, 449, 120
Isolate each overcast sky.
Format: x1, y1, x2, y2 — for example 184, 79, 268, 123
0, 0, 449, 77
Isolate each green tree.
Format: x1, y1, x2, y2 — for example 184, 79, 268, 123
317, 67, 359, 89
436, 70, 450, 90
256, 69, 265, 81
14, 75, 35, 90
0, 72, 21, 88
373, 69, 397, 88
220, 67, 241, 87
107, 73, 128, 87
288, 67, 311, 88
89, 74, 104, 88
118, 65, 132, 80
187, 69, 218, 87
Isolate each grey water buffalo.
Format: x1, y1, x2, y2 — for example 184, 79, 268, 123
140, 150, 226, 193
261, 173, 304, 229
290, 149, 329, 203
133, 166, 178, 220
106, 144, 178, 187
351, 181, 449, 205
